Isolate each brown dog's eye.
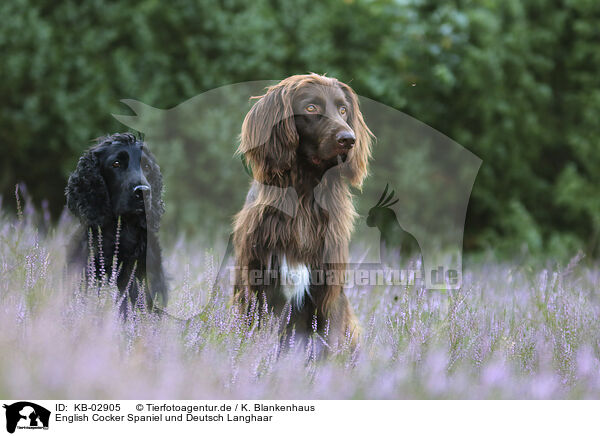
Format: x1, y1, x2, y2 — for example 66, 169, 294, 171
306, 104, 317, 113
112, 161, 120, 168
340, 106, 347, 115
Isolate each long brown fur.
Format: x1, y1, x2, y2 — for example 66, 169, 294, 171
233, 74, 374, 348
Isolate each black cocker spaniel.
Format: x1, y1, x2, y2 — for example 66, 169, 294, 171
65, 133, 167, 313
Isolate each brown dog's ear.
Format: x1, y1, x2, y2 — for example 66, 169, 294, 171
340, 82, 374, 188
238, 84, 299, 183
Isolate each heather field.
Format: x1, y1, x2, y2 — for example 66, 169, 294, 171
1, 207, 599, 400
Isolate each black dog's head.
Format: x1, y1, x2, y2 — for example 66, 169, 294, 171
66, 133, 164, 231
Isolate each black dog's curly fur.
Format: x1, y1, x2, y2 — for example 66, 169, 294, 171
65, 133, 167, 312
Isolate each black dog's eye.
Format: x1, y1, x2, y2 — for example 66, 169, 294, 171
143, 163, 151, 171
305, 104, 318, 113
112, 161, 120, 168
339, 106, 347, 115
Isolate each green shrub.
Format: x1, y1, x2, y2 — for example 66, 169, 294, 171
1, 0, 598, 257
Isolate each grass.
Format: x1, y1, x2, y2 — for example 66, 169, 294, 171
1, 201, 599, 399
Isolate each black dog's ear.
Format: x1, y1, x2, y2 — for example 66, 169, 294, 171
238, 84, 299, 183
145, 156, 165, 233
65, 149, 111, 226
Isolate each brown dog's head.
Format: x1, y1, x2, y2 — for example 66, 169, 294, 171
239, 74, 374, 187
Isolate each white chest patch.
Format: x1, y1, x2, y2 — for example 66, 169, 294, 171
279, 255, 311, 308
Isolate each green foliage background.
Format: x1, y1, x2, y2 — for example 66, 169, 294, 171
1, 0, 598, 257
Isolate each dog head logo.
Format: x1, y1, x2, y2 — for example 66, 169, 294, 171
114, 79, 481, 292
3, 402, 50, 434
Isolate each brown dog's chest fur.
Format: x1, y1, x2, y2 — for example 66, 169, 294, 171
235, 177, 354, 267
294, 185, 353, 266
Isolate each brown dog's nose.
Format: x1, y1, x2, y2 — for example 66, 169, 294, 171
336, 131, 356, 149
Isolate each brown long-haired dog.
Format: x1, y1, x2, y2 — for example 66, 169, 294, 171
233, 74, 374, 349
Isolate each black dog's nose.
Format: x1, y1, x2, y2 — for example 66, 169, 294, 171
336, 131, 356, 149
133, 185, 151, 201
